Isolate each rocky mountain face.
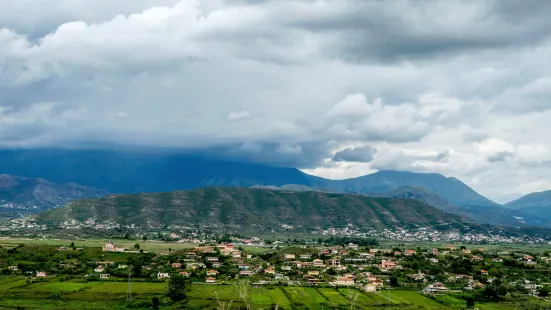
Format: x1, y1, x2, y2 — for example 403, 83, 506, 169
0, 174, 108, 209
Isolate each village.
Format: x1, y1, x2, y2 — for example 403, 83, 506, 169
2, 234, 551, 309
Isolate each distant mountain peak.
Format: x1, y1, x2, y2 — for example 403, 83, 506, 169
0, 174, 109, 210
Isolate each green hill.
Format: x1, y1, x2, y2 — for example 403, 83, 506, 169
36, 187, 465, 232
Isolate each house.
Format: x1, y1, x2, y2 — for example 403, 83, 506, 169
36, 271, 47, 278
393, 251, 402, 256
179, 271, 190, 277
99, 274, 110, 279
481, 269, 489, 276
522, 255, 536, 264
327, 259, 340, 267
171, 263, 182, 269
313, 259, 325, 267
206, 257, 219, 262
102, 243, 125, 252
281, 266, 292, 271
308, 278, 323, 285
423, 282, 448, 294
367, 275, 379, 282
264, 268, 276, 275
56, 246, 67, 251
472, 255, 483, 261
240, 270, 254, 276
462, 249, 472, 254
207, 270, 218, 276
157, 273, 170, 279
238, 264, 250, 269
94, 266, 105, 273
348, 243, 359, 250
432, 248, 439, 256
364, 284, 377, 292
118, 264, 128, 269
369, 249, 379, 254
381, 260, 396, 269
247, 254, 253, 259
284, 254, 296, 260
275, 274, 284, 280
212, 262, 223, 268
186, 252, 197, 258
299, 254, 311, 260
335, 277, 355, 286
405, 250, 417, 256
8, 266, 18, 271
308, 270, 320, 277
205, 277, 217, 284
492, 258, 503, 263
429, 258, 439, 263
359, 253, 371, 258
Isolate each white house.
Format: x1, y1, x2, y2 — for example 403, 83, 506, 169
364, 284, 377, 292
157, 273, 170, 279
335, 277, 355, 286
94, 266, 105, 273
99, 274, 110, 279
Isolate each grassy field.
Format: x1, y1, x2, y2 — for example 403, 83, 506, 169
0, 275, 549, 310
0, 238, 197, 252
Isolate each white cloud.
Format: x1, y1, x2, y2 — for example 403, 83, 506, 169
2, 0, 551, 201
226, 111, 252, 122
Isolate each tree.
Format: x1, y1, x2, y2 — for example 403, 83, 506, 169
134, 243, 140, 250
152, 297, 160, 310
142, 235, 148, 241
538, 286, 550, 299
466, 296, 475, 308
389, 276, 399, 287
167, 275, 188, 302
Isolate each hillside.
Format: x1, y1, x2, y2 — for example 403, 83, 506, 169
36, 187, 466, 232
320, 170, 499, 208
386, 186, 534, 227
0, 174, 108, 209
506, 190, 551, 210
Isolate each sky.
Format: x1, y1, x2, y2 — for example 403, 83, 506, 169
1, 0, 551, 203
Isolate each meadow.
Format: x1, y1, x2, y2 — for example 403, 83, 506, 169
1, 275, 550, 309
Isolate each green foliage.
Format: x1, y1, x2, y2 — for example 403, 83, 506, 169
38, 187, 466, 232
152, 297, 160, 310
167, 275, 188, 302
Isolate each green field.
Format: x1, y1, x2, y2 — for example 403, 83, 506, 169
0, 275, 549, 309
0, 238, 197, 252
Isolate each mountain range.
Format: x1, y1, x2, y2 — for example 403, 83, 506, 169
2, 149, 551, 228
36, 187, 466, 232
0, 149, 496, 206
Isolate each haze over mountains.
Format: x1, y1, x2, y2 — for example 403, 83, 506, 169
2, 149, 551, 228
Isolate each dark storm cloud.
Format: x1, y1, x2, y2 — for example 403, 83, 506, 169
188, 142, 334, 169
332, 146, 378, 163
293, 1, 551, 62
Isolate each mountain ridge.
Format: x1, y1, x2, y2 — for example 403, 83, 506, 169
0, 174, 109, 210
506, 190, 551, 210
36, 187, 467, 232
0, 149, 498, 208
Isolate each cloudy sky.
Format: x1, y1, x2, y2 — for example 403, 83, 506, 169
1, 0, 551, 203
